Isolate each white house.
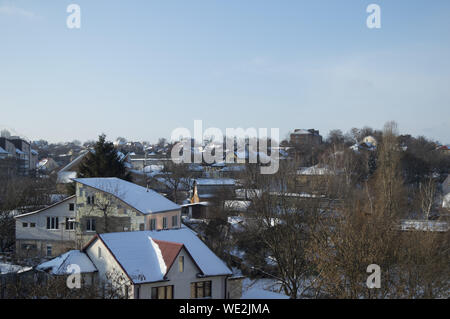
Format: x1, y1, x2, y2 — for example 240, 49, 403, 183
14, 196, 76, 258
83, 227, 234, 299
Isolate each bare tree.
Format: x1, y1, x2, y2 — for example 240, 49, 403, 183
159, 162, 194, 204
418, 177, 436, 220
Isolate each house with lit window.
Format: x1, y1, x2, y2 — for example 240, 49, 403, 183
74, 177, 182, 247
14, 196, 77, 259
82, 227, 235, 299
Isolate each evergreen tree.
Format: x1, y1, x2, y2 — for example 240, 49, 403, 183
78, 134, 132, 181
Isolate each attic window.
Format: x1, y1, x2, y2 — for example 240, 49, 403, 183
179, 256, 184, 273
22, 222, 28, 228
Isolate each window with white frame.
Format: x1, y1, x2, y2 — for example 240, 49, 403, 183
65, 217, 75, 230
86, 218, 96, 232
149, 218, 156, 231
46, 217, 59, 230
172, 215, 178, 227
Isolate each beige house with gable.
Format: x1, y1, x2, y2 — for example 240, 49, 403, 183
74, 177, 182, 247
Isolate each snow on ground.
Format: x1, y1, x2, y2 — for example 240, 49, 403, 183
0, 263, 32, 275
241, 278, 289, 299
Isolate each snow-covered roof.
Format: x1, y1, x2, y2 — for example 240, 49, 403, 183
0, 263, 32, 275
93, 228, 232, 284
36, 250, 97, 275
74, 177, 180, 214
195, 178, 236, 186
57, 171, 78, 184
0, 146, 9, 154
15, 148, 25, 155
297, 165, 334, 176
14, 195, 75, 219
58, 150, 90, 173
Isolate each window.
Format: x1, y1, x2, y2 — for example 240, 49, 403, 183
98, 247, 102, 258
86, 218, 96, 232
87, 195, 96, 205
46, 217, 59, 230
46, 245, 52, 257
135, 286, 140, 299
172, 215, 178, 227
22, 222, 28, 228
139, 223, 145, 231
65, 218, 75, 230
69, 203, 75, 211
149, 219, 156, 231
151, 286, 173, 299
190, 281, 212, 299
30, 223, 36, 228
163, 217, 168, 229
179, 256, 184, 273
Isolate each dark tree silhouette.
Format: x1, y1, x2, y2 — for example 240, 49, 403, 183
78, 134, 132, 181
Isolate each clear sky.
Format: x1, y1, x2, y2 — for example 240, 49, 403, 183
1, 0, 449, 144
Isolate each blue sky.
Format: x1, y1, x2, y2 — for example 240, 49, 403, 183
1, 0, 449, 144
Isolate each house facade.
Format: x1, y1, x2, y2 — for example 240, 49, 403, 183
14, 196, 77, 259
74, 178, 182, 247
83, 228, 234, 299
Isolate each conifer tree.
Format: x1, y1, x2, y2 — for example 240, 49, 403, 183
78, 134, 132, 181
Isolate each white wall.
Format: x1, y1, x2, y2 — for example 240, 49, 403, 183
15, 197, 76, 242
137, 247, 226, 299
86, 239, 227, 299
